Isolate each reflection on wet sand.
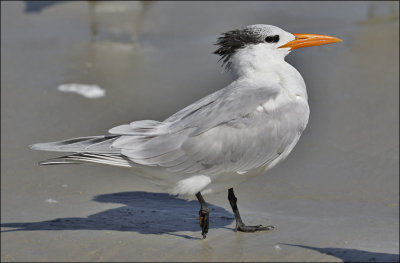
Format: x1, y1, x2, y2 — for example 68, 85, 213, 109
88, 1, 154, 43
24, 1, 154, 44
360, 1, 399, 25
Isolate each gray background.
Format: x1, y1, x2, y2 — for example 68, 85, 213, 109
1, 1, 399, 261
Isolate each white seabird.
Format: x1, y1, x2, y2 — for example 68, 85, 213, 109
31, 24, 342, 239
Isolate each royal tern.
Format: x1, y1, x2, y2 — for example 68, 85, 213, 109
31, 24, 341, 239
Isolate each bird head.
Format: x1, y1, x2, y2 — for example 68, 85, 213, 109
214, 24, 342, 71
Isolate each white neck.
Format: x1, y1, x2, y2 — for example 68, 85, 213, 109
231, 44, 308, 99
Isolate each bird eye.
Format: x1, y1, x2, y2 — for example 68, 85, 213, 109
265, 35, 279, 43
265, 36, 274, 43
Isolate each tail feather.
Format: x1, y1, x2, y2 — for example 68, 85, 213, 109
39, 153, 133, 167
30, 135, 121, 153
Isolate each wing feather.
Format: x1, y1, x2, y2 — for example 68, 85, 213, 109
111, 81, 306, 176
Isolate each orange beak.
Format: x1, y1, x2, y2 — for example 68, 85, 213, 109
279, 33, 342, 50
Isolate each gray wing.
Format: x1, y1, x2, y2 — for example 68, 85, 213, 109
110, 81, 301, 175
165, 80, 280, 135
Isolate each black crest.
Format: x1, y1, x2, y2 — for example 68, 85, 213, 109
214, 28, 264, 70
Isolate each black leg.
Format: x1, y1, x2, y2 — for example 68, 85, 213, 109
196, 192, 210, 239
228, 188, 274, 232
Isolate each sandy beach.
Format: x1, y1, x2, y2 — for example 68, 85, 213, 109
1, 1, 399, 261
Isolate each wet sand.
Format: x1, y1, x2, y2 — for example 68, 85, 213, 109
1, 1, 399, 261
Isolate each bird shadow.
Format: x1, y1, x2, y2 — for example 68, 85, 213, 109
281, 243, 400, 262
1, 191, 234, 240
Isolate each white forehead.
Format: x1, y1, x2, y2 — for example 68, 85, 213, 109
245, 24, 287, 35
